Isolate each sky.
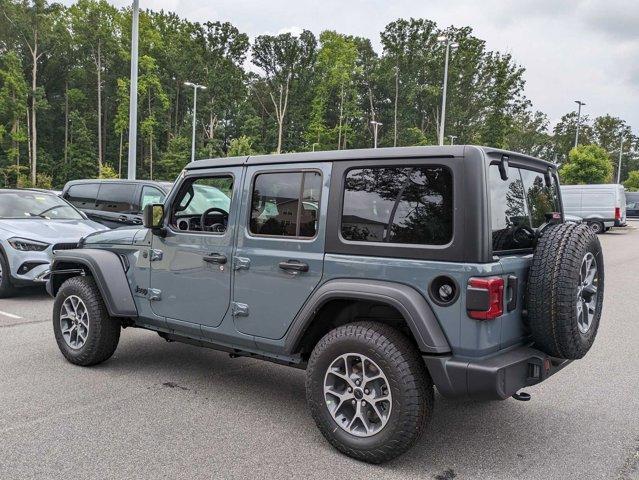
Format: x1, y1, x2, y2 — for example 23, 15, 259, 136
66, 0, 639, 133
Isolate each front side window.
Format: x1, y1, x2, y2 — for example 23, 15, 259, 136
172, 176, 233, 233
341, 166, 453, 245
250, 171, 321, 238
490, 165, 561, 252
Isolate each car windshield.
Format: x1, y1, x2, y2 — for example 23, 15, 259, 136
0, 191, 84, 220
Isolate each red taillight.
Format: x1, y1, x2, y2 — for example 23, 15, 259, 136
615, 207, 621, 220
467, 277, 504, 320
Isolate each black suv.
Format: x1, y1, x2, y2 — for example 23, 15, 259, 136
61, 179, 173, 229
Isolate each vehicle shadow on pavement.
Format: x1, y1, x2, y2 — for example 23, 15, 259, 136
101, 331, 560, 475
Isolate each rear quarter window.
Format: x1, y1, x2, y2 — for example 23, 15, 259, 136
341, 166, 453, 245
96, 184, 135, 213
65, 184, 98, 207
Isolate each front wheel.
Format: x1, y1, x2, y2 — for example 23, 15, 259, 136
53, 276, 121, 366
306, 322, 433, 464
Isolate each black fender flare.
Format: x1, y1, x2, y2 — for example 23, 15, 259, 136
48, 249, 137, 318
284, 279, 451, 354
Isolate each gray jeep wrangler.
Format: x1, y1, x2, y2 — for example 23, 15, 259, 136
48, 145, 604, 463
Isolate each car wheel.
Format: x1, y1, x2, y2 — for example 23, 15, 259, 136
306, 321, 433, 464
53, 276, 121, 366
0, 250, 16, 298
588, 221, 604, 234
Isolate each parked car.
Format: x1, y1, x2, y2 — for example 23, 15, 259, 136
0, 189, 104, 297
626, 201, 639, 218
47, 146, 604, 463
61, 179, 173, 229
561, 184, 627, 233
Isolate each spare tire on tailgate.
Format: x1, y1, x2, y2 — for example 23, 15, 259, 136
527, 222, 604, 360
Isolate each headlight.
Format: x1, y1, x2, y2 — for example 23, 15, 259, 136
8, 237, 50, 251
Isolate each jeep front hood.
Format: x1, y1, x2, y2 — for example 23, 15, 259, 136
82, 226, 144, 246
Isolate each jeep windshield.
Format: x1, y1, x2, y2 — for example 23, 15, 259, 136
489, 166, 560, 252
0, 191, 84, 220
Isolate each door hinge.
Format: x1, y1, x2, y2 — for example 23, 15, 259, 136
233, 256, 251, 271
148, 288, 162, 301
150, 249, 163, 261
231, 302, 249, 317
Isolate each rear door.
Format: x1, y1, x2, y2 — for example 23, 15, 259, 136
490, 164, 562, 348
232, 162, 330, 339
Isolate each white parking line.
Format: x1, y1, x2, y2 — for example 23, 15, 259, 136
0, 310, 22, 319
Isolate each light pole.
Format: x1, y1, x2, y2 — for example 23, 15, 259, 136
574, 100, 586, 148
126, 0, 140, 180
616, 136, 625, 184
437, 35, 458, 146
184, 82, 207, 162
311, 142, 319, 152
448, 135, 457, 145
370, 121, 383, 148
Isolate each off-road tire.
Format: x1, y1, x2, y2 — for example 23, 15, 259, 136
0, 250, 16, 298
527, 223, 604, 359
306, 321, 433, 464
53, 276, 121, 366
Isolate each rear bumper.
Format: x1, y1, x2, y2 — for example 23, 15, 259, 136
423, 345, 572, 400
614, 219, 627, 227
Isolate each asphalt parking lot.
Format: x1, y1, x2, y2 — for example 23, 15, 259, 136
1, 223, 638, 480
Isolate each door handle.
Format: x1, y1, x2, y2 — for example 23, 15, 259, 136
278, 260, 309, 273
506, 275, 518, 312
203, 253, 227, 264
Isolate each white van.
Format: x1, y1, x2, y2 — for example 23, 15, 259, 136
560, 184, 627, 233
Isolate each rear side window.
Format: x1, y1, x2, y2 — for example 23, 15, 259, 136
65, 184, 98, 207
250, 171, 321, 238
490, 166, 560, 252
341, 166, 453, 245
96, 184, 134, 213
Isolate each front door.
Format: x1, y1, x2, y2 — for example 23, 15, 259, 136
150, 168, 242, 329
232, 162, 331, 339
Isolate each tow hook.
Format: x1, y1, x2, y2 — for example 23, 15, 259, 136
512, 391, 531, 401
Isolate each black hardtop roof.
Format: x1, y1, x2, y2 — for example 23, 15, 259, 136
184, 145, 556, 171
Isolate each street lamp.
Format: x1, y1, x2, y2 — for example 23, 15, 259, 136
448, 135, 457, 145
311, 142, 319, 152
370, 121, 383, 148
617, 136, 625, 184
184, 81, 207, 162
126, 0, 140, 179
437, 35, 458, 146
574, 100, 586, 148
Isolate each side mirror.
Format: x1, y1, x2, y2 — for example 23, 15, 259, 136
498, 155, 510, 181
143, 203, 164, 230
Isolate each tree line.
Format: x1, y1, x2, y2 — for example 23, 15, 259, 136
0, 0, 637, 189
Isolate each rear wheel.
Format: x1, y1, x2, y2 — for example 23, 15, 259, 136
0, 250, 16, 298
588, 221, 604, 234
53, 276, 121, 366
306, 321, 433, 464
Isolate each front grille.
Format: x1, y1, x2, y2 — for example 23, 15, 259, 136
52, 243, 79, 252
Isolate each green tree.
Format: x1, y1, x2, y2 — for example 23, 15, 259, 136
227, 135, 254, 157
69, 0, 121, 171
0, 51, 29, 167
623, 171, 639, 191
559, 144, 614, 185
